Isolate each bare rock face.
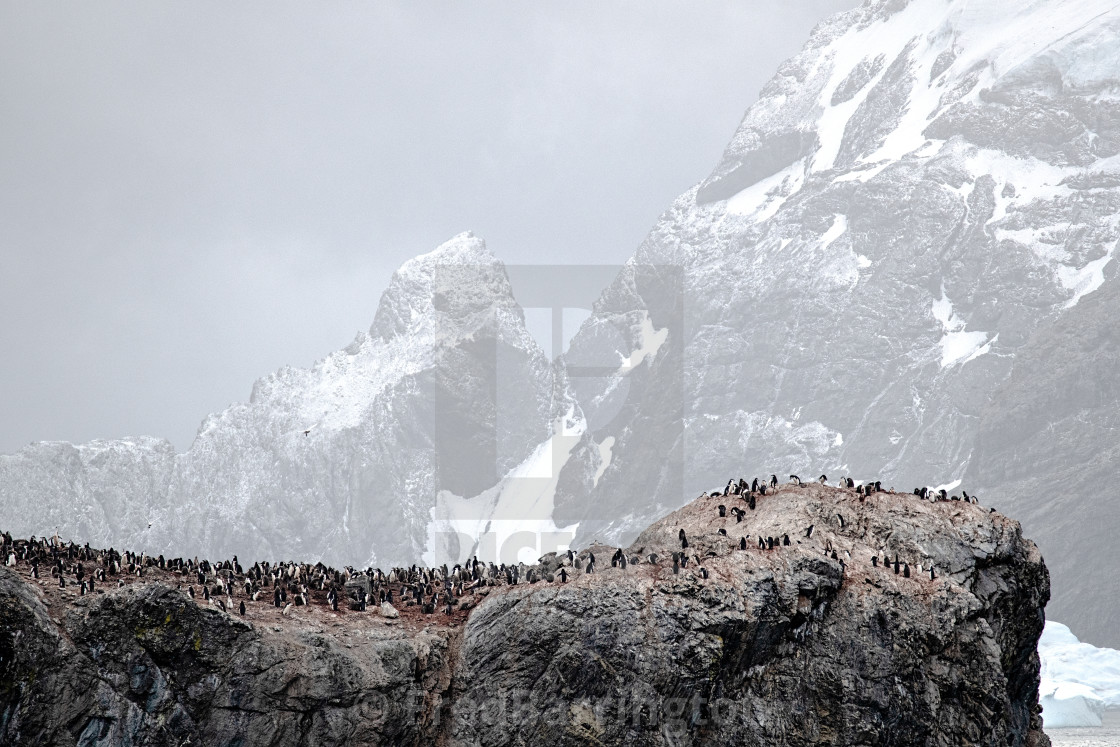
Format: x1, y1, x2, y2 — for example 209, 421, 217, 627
454, 485, 1050, 746
0, 484, 1050, 746
0, 576, 455, 746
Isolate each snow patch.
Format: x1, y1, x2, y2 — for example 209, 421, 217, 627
593, 436, 615, 487
425, 409, 583, 566
933, 478, 961, 493
617, 311, 669, 372
1059, 241, 1116, 308
932, 289, 992, 367
812, 0, 953, 172
820, 214, 848, 249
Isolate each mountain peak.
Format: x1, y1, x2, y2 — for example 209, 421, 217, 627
370, 232, 520, 343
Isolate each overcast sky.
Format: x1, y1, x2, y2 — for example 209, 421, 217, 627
0, 1, 857, 454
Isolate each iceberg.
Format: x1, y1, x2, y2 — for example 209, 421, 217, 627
1040, 682, 1105, 728
1039, 620, 1120, 728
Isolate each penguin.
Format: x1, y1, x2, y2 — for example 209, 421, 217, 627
739, 537, 747, 551
846, 477, 855, 488
680, 536, 689, 550
620, 554, 628, 570
187, 586, 196, 599
782, 534, 790, 546
770, 474, 778, 488
819, 474, 828, 485
790, 474, 801, 485
903, 563, 911, 578
837, 514, 846, 529
805, 525, 814, 539
893, 558, 901, 575
717, 528, 728, 536
758, 485, 766, 496
718, 504, 727, 518
282, 603, 293, 616
751, 477, 760, 493
871, 555, 878, 568
749, 494, 757, 510
559, 567, 569, 583
758, 537, 765, 550
929, 566, 936, 581
830, 551, 838, 561
672, 555, 680, 575
767, 537, 775, 550
700, 567, 709, 580
646, 553, 659, 565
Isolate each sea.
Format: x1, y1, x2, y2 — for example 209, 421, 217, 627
1047, 711, 1120, 746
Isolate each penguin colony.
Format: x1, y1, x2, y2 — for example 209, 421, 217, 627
0, 475, 982, 624
0, 531, 591, 625
689, 474, 988, 583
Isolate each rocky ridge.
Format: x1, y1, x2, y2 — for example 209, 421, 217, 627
0, 481, 1050, 746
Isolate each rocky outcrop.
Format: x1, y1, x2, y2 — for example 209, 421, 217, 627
0, 484, 1050, 746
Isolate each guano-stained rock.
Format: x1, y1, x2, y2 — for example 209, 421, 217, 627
0, 484, 1050, 746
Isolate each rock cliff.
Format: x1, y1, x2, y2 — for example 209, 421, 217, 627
0, 483, 1050, 746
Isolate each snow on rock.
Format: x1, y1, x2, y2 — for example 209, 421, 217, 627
616, 310, 669, 372
932, 289, 992, 367
426, 410, 583, 567
557, 0, 1120, 649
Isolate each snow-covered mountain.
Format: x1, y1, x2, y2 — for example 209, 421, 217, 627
2, 0, 1118, 648
1, 233, 556, 567
552, 0, 1120, 648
